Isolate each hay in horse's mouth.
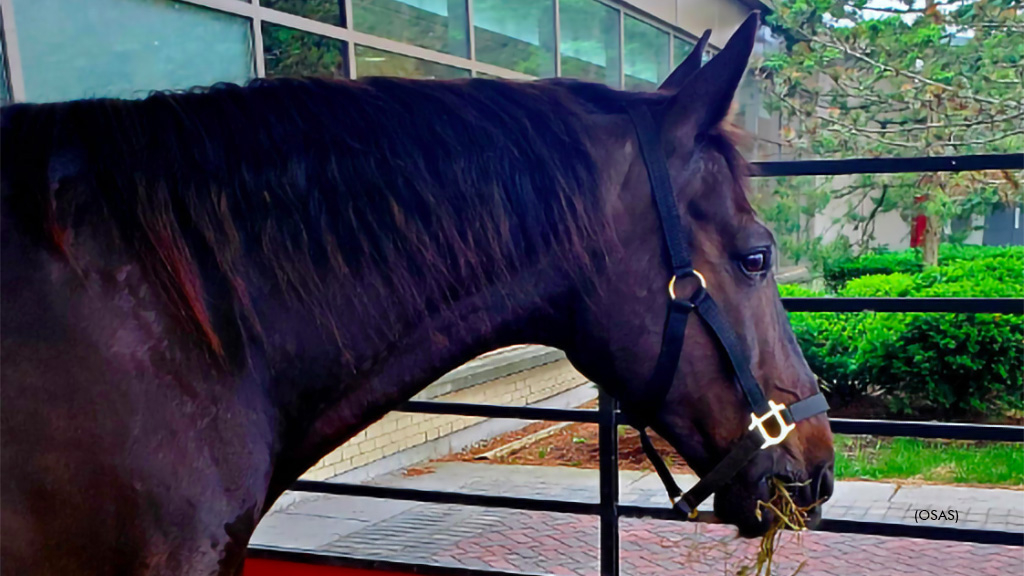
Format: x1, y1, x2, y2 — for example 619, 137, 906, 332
750, 477, 823, 576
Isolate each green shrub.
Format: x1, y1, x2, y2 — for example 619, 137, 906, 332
781, 254, 1023, 418
779, 284, 867, 404
841, 273, 917, 297
823, 245, 1024, 291
939, 244, 1024, 265
823, 249, 923, 291
915, 256, 1024, 289
866, 279, 1024, 416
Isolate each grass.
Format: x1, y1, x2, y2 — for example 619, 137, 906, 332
834, 435, 1024, 486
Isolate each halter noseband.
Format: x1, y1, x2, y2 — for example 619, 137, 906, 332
623, 104, 830, 519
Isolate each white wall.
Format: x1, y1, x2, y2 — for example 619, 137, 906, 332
621, 0, 753, 47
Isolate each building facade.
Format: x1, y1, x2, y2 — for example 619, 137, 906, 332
0, 0, 764, 105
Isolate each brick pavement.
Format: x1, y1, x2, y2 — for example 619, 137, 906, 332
311, 503, 1022, 575
252, 463, 1024, 575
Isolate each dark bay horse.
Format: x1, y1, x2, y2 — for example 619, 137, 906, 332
1, 16, 833, 575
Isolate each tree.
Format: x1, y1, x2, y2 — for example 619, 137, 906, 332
757, 0, 1022, 266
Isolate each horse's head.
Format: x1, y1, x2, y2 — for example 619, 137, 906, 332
563, 16, 834, 536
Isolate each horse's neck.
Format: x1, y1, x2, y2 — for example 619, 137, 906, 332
265, 257, 577, 495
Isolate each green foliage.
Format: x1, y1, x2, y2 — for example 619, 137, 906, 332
783, 247, 1023, 417
824, 245, 1024, 290
756, 0, 1023, 269
825, 252, 924, 290
780, 283, 865, 403
263, 23, 347, 79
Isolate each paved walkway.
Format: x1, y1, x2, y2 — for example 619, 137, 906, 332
252, 463, 1024, 575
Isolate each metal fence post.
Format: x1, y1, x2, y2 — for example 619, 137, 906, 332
598, 390, 620, 576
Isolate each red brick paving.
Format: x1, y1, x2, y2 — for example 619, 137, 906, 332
441, 512, 1023, 575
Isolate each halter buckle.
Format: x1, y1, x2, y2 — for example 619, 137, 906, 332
670, 494, 700, 519
668, 270, 707, 300
748, 400, 795, 449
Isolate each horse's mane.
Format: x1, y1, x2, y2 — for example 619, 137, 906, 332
0, 77, 625, 363
1, 75, 751, 366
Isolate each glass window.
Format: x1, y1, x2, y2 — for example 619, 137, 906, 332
12, 0, 254, 103
354, 45, 468, 79
0, 24, 10, 104
672, 36, 694, 68
263, 23, 348, 79
473, 0, 555, 77
353, 0, 468, 58
623, 15, 668, 91
260, 0, 340, 26
558, 0, 620, 87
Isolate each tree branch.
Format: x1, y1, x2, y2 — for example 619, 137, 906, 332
852, 0, 962, 15
775, 93, 1024, 149
802, 28, 1022, 110
819, 111, 1024, 135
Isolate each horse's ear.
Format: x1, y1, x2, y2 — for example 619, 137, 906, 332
663, 13, 758, 137
659, 29, 711, 92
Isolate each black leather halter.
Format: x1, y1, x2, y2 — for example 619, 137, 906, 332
623, 104, 830, 519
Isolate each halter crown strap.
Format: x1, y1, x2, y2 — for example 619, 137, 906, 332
622, 103, 830, 519
625, 105, 693, 277
624, 104, 770, 417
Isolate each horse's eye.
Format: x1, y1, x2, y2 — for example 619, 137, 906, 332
740, 250, 770, 275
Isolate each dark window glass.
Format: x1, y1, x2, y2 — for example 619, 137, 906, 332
474, 0, 555, 77
672, 36, 694, 68
12, 0, 254, 102
623, 15, 668, 91
0, 21, 10, 104
354, 45, 468, 79
263, 23, 348, 78
261, 0, 341, 26
353, 0, 468, 58
559, 0, 620, 87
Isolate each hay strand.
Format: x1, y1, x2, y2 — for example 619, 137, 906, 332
749, 477, 822, 576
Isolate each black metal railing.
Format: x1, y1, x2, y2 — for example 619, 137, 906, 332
250, 153, 1024, 575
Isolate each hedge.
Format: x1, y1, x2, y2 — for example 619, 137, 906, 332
783, 246, 1023, 418
822, 245, 1024, 291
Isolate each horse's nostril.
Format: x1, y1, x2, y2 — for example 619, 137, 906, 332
773, 473, 797, 485
814, 464, 835, 502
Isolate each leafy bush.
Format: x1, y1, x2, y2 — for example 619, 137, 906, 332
863, 279, 1024, 416
780, 284, 866, 404
841, 273, 916, 298
915, 256, 1024, 288
823, 245, 1024, 290
823, 249, 923, 291
939, 244, 1024, 265
781, 249, 1023, 418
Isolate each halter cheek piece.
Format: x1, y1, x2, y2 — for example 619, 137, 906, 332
623, 104, 830, 519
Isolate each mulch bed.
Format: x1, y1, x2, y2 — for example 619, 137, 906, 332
433, 400, 695, 475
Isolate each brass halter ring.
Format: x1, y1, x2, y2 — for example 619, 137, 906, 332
668, 270, 707, 300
